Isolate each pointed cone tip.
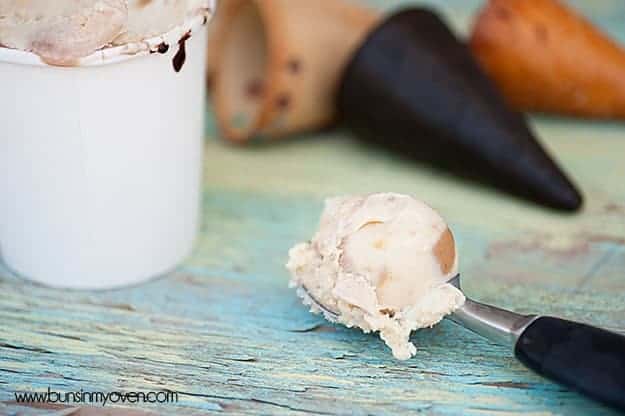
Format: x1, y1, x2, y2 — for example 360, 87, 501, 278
549, 178, 584, 211
339, 8, 584, 212
470, 0, 625, 119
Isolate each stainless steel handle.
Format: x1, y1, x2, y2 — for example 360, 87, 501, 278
448, 297, 539, 347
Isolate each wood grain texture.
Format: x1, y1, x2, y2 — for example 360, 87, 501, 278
1, 1, 625, 415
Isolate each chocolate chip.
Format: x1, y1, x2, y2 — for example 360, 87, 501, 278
380, 309, 396, 318
287, 59, 302, 74
157, 42, 169, 54
276, 94, 291, 110
151, 42, 169, 54
246, 79, 265, 98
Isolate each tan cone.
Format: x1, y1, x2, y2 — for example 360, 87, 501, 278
470, 0, 625, 119
210, 0, 379, 143
205, 2, 225, 87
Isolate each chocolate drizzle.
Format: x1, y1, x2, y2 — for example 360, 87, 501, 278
173, 31, 192, 73
150, 42, 169, 54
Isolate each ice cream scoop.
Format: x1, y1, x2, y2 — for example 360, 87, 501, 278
287, 193, 465, 360
114, 0, 212, 45
288, 193, 625, 411
0, 0, 127, 65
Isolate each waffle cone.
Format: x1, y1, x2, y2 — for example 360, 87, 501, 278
470, 0, 625, 119
210, 0, 379, 142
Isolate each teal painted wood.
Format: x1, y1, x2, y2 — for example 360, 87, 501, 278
2, 1, 625, 415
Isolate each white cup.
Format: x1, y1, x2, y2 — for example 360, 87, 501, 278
0, 11, 213, 289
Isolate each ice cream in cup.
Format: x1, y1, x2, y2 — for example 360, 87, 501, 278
0, 0, 216, 289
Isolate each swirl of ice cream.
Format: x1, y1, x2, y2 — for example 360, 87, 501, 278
287, 193, 465, 360
0, 0, 211, 65
113, 0, 210, 45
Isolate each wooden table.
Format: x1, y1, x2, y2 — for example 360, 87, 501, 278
2, 1, 625, 415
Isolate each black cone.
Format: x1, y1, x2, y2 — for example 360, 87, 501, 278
338, 9, 583, 211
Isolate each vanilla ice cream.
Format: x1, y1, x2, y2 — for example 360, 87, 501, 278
287, 193, 465, 360
0, 0, 212, 65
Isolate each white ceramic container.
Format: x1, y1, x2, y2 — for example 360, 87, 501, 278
0, 8, 214, 289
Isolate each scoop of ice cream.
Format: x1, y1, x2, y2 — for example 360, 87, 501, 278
112, 0, 209, 45
0, 0, 127, 65
0, 0, 210, 65
287, 193, 465, 360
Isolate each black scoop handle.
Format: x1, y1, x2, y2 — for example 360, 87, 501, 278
515, 316, 625, 410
